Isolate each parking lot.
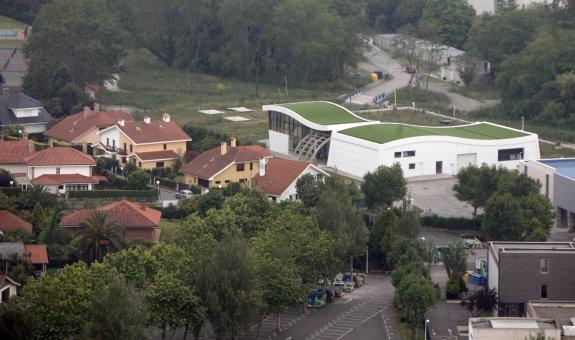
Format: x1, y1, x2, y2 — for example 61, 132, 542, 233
409, 176, 475, 218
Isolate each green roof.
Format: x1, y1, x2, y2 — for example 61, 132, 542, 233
278, 102, 365, 125
339, 123, 529, 144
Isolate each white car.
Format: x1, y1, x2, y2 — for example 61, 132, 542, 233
175, 190, 194, 199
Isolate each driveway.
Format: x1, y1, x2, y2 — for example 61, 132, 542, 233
427, 81, 499, 113
409, 176, 475, 218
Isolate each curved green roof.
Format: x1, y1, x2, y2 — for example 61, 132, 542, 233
278, 102, 365, 125
339, 122, 529, 144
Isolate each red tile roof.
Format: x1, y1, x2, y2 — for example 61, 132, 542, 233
30, 174, 98, 185
0, 140, 35, 164
254, 158, 315, 196
115, 121, 191, 144
0, 210, 32, 233
25, 147, 96, 166
134, 150, 179, 161
180, 144, 271, 179
45, 110, 133, 143
60, 200, 161, 228
24, 244, 48, 264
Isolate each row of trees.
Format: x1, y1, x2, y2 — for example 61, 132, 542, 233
454, 165, 555, 241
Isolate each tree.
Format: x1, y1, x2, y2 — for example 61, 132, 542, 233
396, 273, 438, 338
388, 236, 423, 268
421, 237, 439, 273
461, 287, 498, 316
145, 271, 206, 340
391, 260, 428, 287
398, 208, 421, 238
296, 173, 322, 207
197, 233, 263, 339
420, 0, 476, 49
481, 193, 525, 241
126, 170, 150, 190
0, 303, 34, 340
446, 273, 468, 299
0, 169, 12, 187
102, 246, 159, 289
496, 170, 540, 198
31, 202, 46, 235
75, 211, 127, 264
366, 0, 425, 31
443, 240, 467, 278
369, 209, 399, 265
23, 185, 53, 209
362, 164, 407, 209
195, 189, 224, 217
453, 165, 500, 214
89, 276, 148, 340
225, 186, 273, 237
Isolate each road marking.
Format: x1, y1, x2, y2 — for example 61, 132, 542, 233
335, 304, 391, 340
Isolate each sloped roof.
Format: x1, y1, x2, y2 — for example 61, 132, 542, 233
0, 275, 20, 288
180, 144, 271, 179
254, 158, 315, 196
0, 210, 32, 233
0, 242, 25, 260
25, 147, 96, 166
0, 140, 35, 164
276, 101, 367, 125
30, 174, 98, 185
24, 244, 48, 264
0, 93, 53, 126
45, 109, 133, 143
60, 200, 161, 228
134, 150, 179, 161
115, 121, 191, 144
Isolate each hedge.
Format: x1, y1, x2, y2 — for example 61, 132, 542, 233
68, 189, 158, 199
422, 214, 481, 230
0, 187, 21, 196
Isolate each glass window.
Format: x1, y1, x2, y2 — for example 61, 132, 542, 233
215, 181, 221, 184
163, 144, 167, 150
316, 174, 324, 180
545, 174, 549, 198
130, 144, 133, 152
106, 138, 109, 146
239, 179, 247, 183
541, 285, 548, 299
236, 163, 245, 171
56, 167, 60, 174
498, 148, 524, 161
403, 151, 416, 157
250, 162, 253, 170
156, 161, 165, 168
225, 180, 230, 183
394, 152, 401, 158
409, 163, 415, 170
540, 259, 549, 274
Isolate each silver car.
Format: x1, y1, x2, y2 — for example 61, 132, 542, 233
175, 190, 194, 199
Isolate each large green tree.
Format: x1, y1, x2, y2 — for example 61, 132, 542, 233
420, 0, 476, 49
362, 164, 407, 209
396, 273, 438, 338
453, 165, 501, 214
75, 212, 127, 264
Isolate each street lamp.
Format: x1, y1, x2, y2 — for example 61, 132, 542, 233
521, 116, 525, 131
155, 180, 160, 200
9, 180, 13, 187
425, 319, 430, 340
18, 130, 22, 139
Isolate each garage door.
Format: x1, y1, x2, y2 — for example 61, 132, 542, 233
457, 153, 477, 172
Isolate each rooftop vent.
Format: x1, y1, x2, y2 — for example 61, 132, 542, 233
143, 116, 151, 124
162, 113, 171, 122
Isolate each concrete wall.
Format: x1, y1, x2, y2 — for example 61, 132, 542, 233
73, 127, 101, 145
520, 159, 555, 201
469, 326, 559, 340
28, 165, 92, 178
269, 130, 290, 154
0, 164, 27, 174
487, 246, 499, 294
554, 174, 575, 214
22, 123, 47, 134
136, 159, 177, 170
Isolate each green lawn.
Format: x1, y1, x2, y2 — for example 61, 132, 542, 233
100, 49, 364, 143
277, 102, 366, 125
449, 85, 500, 101
340, 122, 529, 144
539, 142, 575, 159
387, 87, 452, 112
159, 218, 183, 243
0, 16, 27, 29
358, 109, 466, 126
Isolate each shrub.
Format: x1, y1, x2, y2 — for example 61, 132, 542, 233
0, 187, 21, 197
68, 190, 157, 200
422, 215, 481, 230
446, 274, 468, 300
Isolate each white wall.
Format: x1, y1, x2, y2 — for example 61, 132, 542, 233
519, 159, 555, 202
277, 166, 326, 202
328, 133, 540, 179
22, 123, 47, 134
28, 165, 92, 179
12, 107, 39, 118
269, 130, 290, 154
99, 126, 120, 149
487, 247, 499, 296
0, 164, 28, 174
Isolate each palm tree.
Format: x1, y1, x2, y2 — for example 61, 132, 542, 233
25, 185, 53, 209
76, 211, 126, 264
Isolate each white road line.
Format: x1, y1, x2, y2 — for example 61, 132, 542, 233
335, 304, 391, 340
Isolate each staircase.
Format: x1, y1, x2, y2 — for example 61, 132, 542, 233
292, 133, 330, 162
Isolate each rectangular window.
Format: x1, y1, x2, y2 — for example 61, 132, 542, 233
540, 259, 549, 274
106, 138, 109, 146
56, 167, 60, 174
239, 179, 247, 183
163, 144, 167, 150
316, 174, 324, 180
236, 163, 245, 172
524, 165, 528, 175
250, 162, 253, 170
215, 181, 221, 185
138, 162, 142, 168
545, 174, 549, 198
129, 144, 133, 152
409, 163, 415, 170
225, 180, 230, 183
156, 161, 165, 168
68, 184, 89, 191
394, 152, 402, 158
112, 139, 116, 148
498, 148, 524, 161
403, 150, 416, 157
541, 285, 548, 299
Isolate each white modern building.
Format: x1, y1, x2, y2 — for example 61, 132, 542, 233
264, 101, 540, 179
467, 0, 549, 15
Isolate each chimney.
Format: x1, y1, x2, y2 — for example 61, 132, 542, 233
230, 138, 237, 148
143, 116, 151, 124
220, 141, 227, 155
94, 102, 100, 112
259, 158, 267, 176
83, 106, 91, 118
21, 132, 28, 140
28, 140, 34, 153
118, 119, 125, 127
162, 113, 171, 122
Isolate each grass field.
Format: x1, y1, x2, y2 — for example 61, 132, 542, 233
387, 87, 452, 113
0, 16, 27, 29
449, 84, 500, 101
100, 49, 366, 143
539, 142, 575, 158
159, 218, 182, 243
359, 109, 465, 126
278, 102, 365, 125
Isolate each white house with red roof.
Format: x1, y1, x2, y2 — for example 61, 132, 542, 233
60, 200, 162, 244
253, 157, 328, 202
0, 139, 36, 174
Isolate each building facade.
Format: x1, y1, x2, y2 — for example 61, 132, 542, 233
0, 93, 53, 133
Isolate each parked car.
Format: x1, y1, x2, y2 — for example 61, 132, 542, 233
175, 190, 194, 199
307, 289, 326, 308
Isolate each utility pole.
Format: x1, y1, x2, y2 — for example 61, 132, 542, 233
394, 90, 397, 108
284, 76, 289, 98
365, 245, 369, 274
521, 116, 525, 131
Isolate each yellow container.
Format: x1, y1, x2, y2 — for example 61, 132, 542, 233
370, 73, 379, 82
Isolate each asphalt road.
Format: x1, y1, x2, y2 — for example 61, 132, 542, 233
408, 176, 475, 218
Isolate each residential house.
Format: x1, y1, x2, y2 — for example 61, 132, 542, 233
60, 200, 162, 244
25, 146, 98, 194
487, 242, 575, 316
0, 242, 25, 276
468, 317, 560, 340
520, 158, 575, 229
180, 140, 272, 190
0, 93, 53, 133
253, 157, 328, 202
45, 103, 133, 148
0, 139, 36, 175
24, 244, 48, 274
95, 114, 190, 169
0, 275, 20, 303
0, 210, 33, 234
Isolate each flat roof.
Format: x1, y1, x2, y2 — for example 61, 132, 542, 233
528, 301, 575, 327
339, 122, 529, 144
538, 158, 575, 180
470, 318, 558, 330
276, 102, 366, 125
489, 242, 575, 261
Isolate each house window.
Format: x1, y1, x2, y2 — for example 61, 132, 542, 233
403, 150, 415, 157
498, 148, 524, 161
239, 179, 247, 183
394, 152, 402, 158
123, 143, 127, 152
409, 163, 415, 170
545, 174, 549, 198
541, 285, 548, 299
236, 163, 245, 172
112, 139, 116, 148
56, 167, 61, 174
540, 259, 549, 274
215, 181, 221, 185
106, 138, 109, 146
250, 162, 253, 170
163, 144, 167, 150
524, 165, 528, 175
129, 144, 133, 152
225, 180, 230, 183
68, 184, 89, 191
138, 162, 142, 168
271, 196, 277, 202
156, 161, 165, 168
122, 157, 126, 164
316, 174, 324, 180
